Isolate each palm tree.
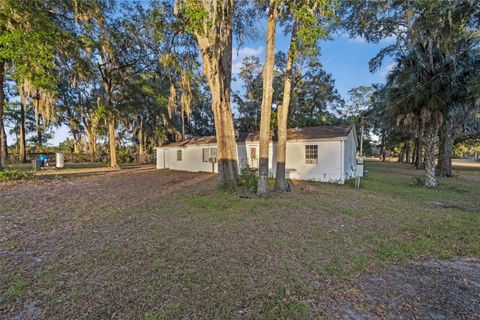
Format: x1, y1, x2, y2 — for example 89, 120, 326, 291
387, 44, 448, 188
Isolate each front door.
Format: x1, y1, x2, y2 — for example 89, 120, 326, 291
249, 145, 258, 168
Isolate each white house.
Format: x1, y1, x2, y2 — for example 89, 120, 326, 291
156, 125, 358, 184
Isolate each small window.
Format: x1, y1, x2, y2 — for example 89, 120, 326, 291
250, 147, 257, 159
177, 150, 182, 161
203, 148, 217, 162
202, 148, 210, 162
210, 148, 217, 161
305, 145, 318, 164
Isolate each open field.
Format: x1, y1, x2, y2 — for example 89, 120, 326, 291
1, 161, 479, 319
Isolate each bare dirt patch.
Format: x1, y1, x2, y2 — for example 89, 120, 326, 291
339, 258, 480, 319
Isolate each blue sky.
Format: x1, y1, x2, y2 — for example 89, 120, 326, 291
6, 32, 395, 146
232, 32, 396, 97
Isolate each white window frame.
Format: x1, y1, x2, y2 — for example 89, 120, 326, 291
305, 145, 318, 164
202, 148, 217, 162
202, 148, 210, 162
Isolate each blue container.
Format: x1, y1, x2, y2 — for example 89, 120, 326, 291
39, 155, 48, 167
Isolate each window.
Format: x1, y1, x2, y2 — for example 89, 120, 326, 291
177, 150, 182, 161
210, 148, 217, 161
305, 145, 318, 164
202, 148, 217, 162
202, 148, 209, 162
250, 147, 257, 159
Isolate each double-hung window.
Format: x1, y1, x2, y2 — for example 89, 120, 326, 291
177, 150, 182, 161
305, 145, 318, 164
202, 148, 218, 162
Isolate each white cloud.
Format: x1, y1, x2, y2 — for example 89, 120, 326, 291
345, 34, 396, 45
381, 61, 397, 78
231, 46, 264, 75
348, 36, 367, 44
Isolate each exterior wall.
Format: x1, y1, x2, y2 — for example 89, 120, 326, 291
161, 144, 218, 173
156, 148, 165, 169
284, 140, 343, 183
237, 142, 276, 177
158, 137, 356, 184
343, 130, 357, 182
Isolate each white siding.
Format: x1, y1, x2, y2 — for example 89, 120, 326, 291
158, 132, 357, 184
156, 148, 165, 169
237, 142, 277, 178
284, 140, 343, 183
163, 144, 218, 173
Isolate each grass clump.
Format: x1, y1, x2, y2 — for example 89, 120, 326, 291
0, 170, 34, 181
409, 177, 425, 187
3, 278, 27, 301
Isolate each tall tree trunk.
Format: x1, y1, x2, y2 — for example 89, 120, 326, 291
194, 1, 238, 189
137, 118, 146, 164
181, 113, 185, 141
0, 60, 4, 170
412, 138, 418, 164
438, 121, 454, 177
37, 126, 43, 147
73, 136, 82, 154
257, 1, 278, 196
380, 131, 386, 162
85, 128, 97, 162
274, 22, 298, 192
1, 125, 7, 165
19, 103, 27, 163
405, 141, 411, 164
423, 124, 439, 188
108, 116, 118, 168
415, 137, 423, 169
398, 143, 406, 162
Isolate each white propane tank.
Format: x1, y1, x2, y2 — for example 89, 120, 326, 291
56, 152, 64, 168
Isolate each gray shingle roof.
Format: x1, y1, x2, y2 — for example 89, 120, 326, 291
162, 124, 353, 147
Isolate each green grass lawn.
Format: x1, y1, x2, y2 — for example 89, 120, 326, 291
0, 161, 479, 319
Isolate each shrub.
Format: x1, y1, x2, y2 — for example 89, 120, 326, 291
0, 170, 34, 181
239, 166, 258, 193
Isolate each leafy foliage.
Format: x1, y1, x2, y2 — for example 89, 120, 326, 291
0, 170, 33, 181
238, 166, 258, 193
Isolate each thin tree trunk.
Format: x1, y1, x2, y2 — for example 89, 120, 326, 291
108, 116, 118, 168
85, 128, 97, 162
257, 1, 278, 196
415, 137, 423, 169
74, 137, 82, 154
84, 115, 98, 162
37, 126, 43, 147
380, 131, 386, 162
405, 141, 411, 164
423, 124, 439, 188
398, 143, 406, 162
412, 138, 418, 164
138, 118, 146, 164
0, 60, 4, 170
181, 113, 185, 141
19, 103, 27, 163
1, 125, 7, 165
274, 22, 298, 192
195, 1, 238, 189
